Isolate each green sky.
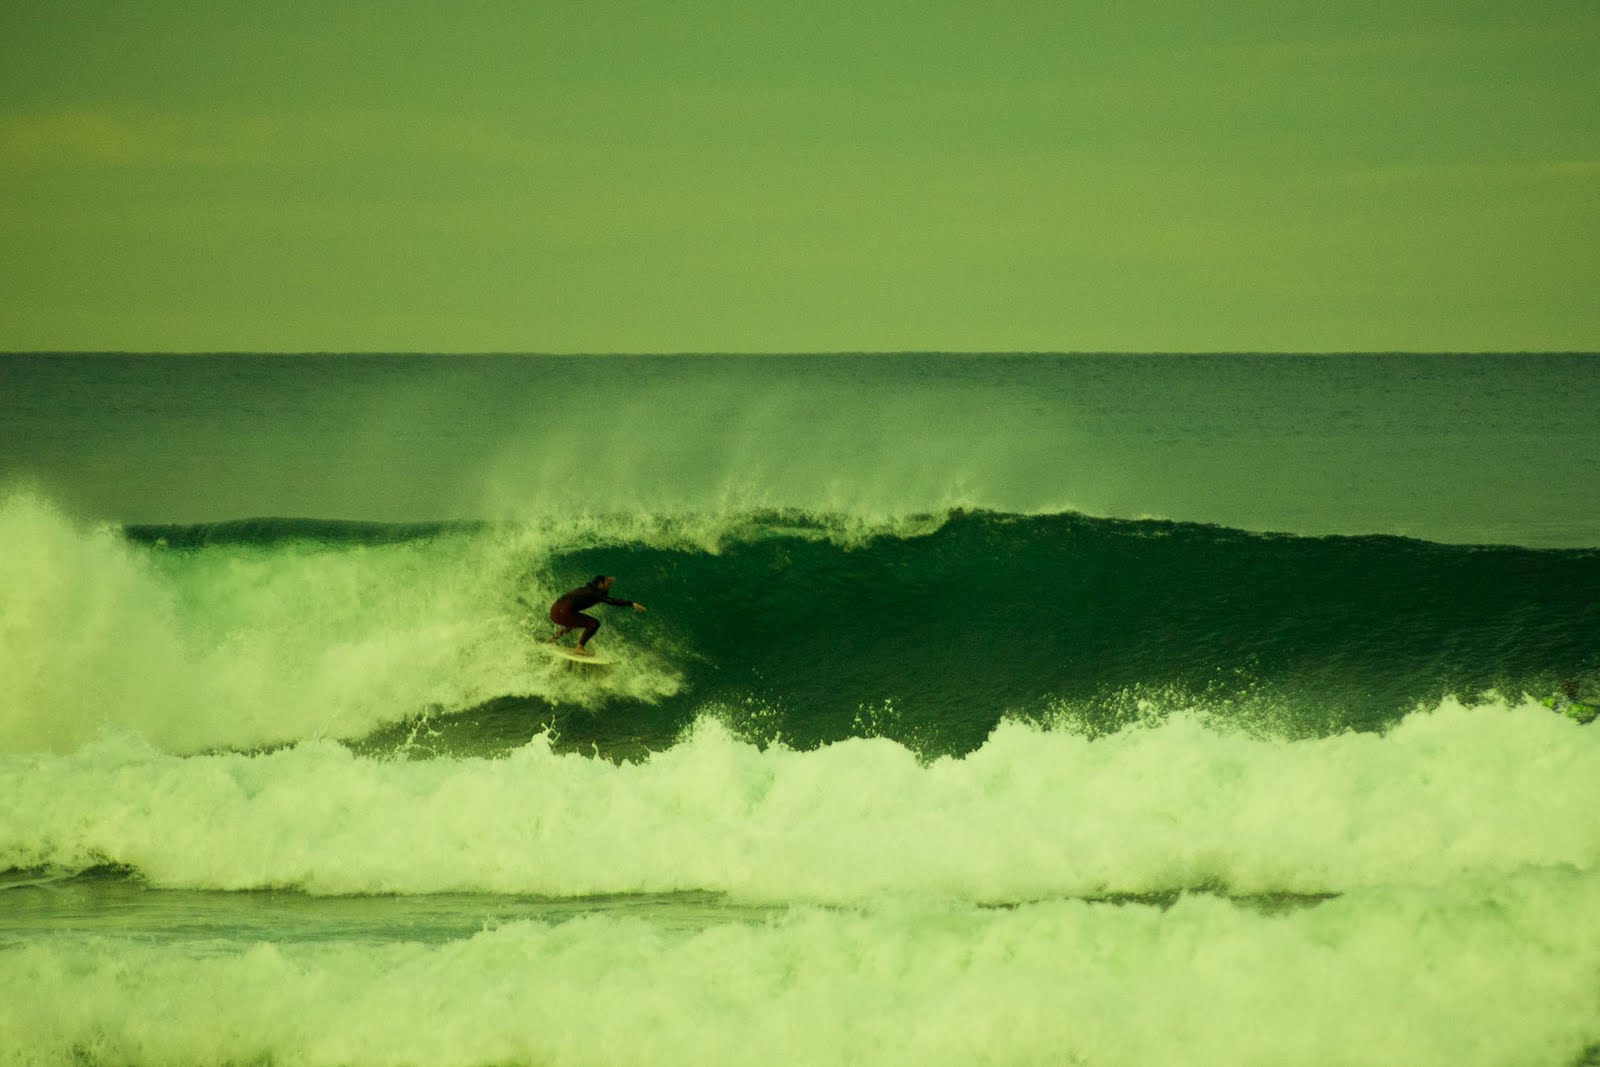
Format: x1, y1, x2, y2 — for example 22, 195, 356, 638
2, 1, 1596, 352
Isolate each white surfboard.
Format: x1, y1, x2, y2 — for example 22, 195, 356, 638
544, 644, 614, 666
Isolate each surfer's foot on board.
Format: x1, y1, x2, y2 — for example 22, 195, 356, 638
571, 646, 594, 657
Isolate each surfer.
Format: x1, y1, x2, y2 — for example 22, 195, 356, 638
547, 575, 646, 656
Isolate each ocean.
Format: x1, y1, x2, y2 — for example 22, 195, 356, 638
2, 352, 1598, 1065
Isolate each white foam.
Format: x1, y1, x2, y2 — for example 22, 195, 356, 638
0, 491, 680, 754
3, 868, 1597, 1066
4, 700, 1596, 901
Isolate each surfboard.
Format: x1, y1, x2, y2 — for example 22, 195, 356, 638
544, 644, 614, 666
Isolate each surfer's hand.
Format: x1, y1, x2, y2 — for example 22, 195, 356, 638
633, 602, 647, 612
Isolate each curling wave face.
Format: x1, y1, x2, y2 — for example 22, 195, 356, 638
1, 488, 1595, 757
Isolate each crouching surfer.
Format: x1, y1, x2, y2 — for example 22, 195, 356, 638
548, 575, 646, 657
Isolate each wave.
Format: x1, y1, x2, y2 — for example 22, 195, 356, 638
2, 488, 1595, 757
3, 486, 1600, 758
4, 700, 1597, 901
6, 865, 1599, 1067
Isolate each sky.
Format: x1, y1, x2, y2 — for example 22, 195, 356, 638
1, 1, 1597, 353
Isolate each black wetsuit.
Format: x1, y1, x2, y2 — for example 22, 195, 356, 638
549, 584, 633, 644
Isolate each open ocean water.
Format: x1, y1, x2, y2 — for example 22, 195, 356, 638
2, 352, 1599, 1066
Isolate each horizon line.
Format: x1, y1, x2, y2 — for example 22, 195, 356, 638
4, 349, 1597, 358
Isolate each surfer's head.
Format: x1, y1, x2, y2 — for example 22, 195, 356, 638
589, 575, 615, 591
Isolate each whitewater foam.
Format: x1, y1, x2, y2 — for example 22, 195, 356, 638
4, 700, 1595, 901
4, 869, 1597, 1067
0, 491, 683, 754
